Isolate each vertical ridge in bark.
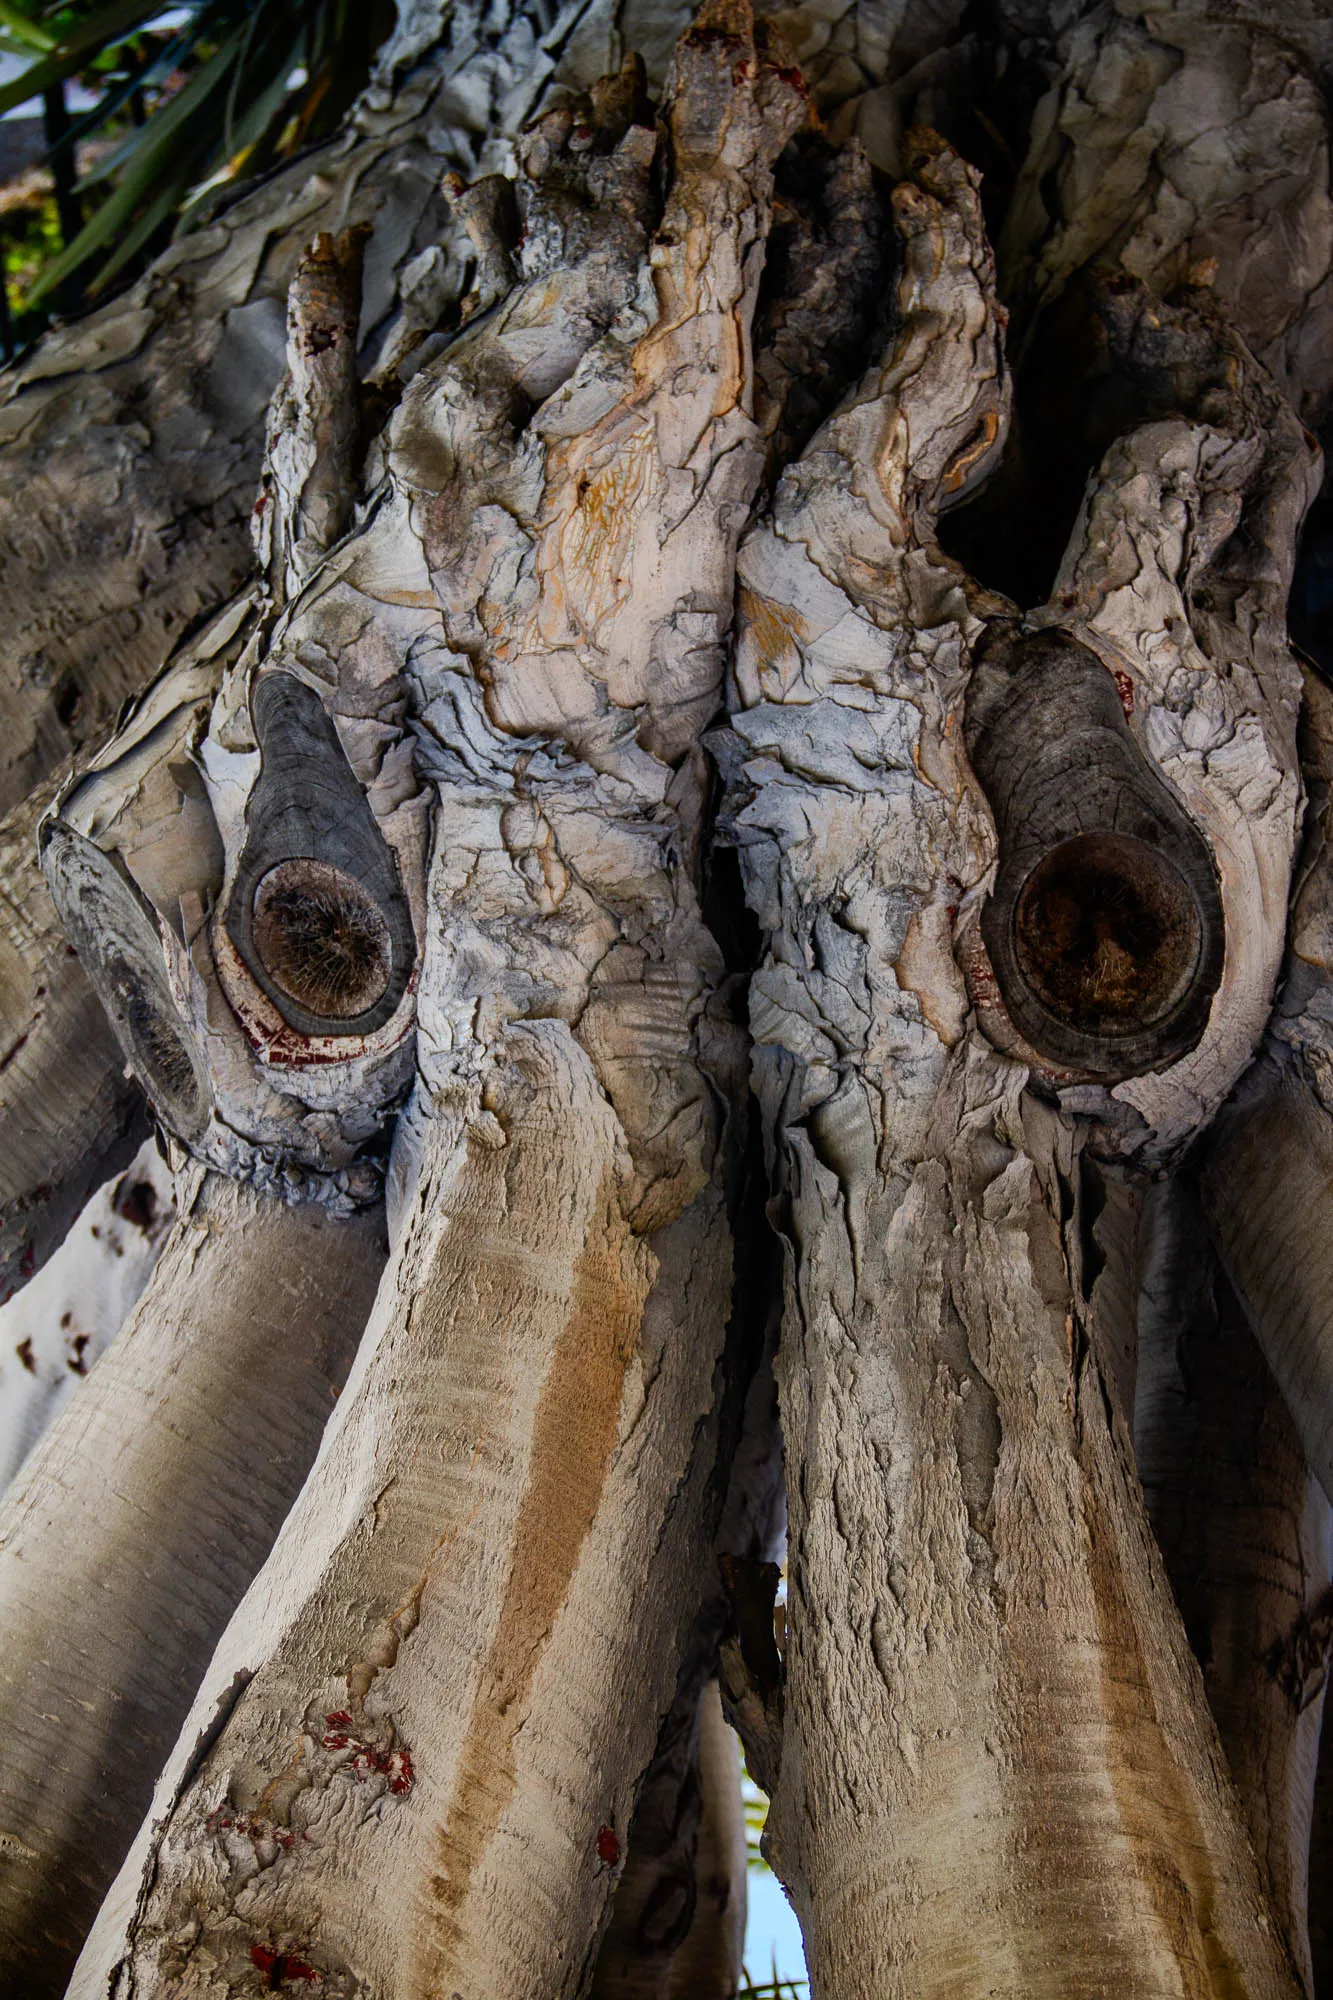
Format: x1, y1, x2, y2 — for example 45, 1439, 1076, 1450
1136, 1172, 1333, 1990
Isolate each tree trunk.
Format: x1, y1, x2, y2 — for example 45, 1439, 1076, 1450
1136, 1173, 1333, 1991
1, 2, 1331, 1996
724, 75, 1319, 1999
0, 1171, 385, 1998
1201, 670, 1333, 1507
0, 772, 145, 1300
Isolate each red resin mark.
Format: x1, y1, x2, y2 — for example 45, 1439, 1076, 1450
596, 1824, 620, 1867
318, 1716, 414, 1795
208, 1809, 296, 1851
1112, 669, 1135, 720
249, 1943, 320, 1986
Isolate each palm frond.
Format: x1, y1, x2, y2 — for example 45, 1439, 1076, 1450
1, 0, 395, 332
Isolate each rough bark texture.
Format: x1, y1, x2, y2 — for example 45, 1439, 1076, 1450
2, 2, 1332, 1995
0, 772, 145, 1300
1202, 672, 1333, 1508
0, 1172, 385, 1999
1136, 1174, 1333, 1990
68, 16, 800, 1996
0, 0, 611, 819
723, 123, 1314, 1997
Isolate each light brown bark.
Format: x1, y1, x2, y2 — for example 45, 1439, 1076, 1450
1136, 1174, 1333, 1990
0, 1171, 384, 1998
725, 118, 1315, 1996
0, 773, 144, 1300
66, 16, 800, 1994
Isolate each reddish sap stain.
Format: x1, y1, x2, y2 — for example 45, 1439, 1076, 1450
596, 1824, 620, 1867
249, 1943, 319, 1986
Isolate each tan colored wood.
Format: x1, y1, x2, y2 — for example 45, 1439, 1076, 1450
726, 125, 1312, 1997
0, 1171, 385, 1997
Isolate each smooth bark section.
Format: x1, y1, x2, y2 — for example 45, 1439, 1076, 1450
0, 775, 145, 1300
74, 1028, 735, 2000
592, 1680, 747, 2000
667, 1684, 747, 2000
0, 1174, 384, 1999
1136, 1174, 1332, 1990
1202, 1066, 1333, 1511
764, 1062, 1299, 1997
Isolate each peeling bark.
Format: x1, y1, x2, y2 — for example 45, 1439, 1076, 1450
1136, 1173, 1333, 1990
0, 0, 648, 819
0, 1172, 385, 1999
724, 128, 1314, 1995
67, 17, 802, 1995
2, 3, 1330, 1994
1203, 671, 1333, 1508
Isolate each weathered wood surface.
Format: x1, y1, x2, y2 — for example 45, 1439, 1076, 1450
0, 2, 1328, 1994
0, 772, 145, 1299
1136, 1173, 1333, 1990
1203, 672, 1333, 1510
68, 15, 800, 1995
0, 1172, 385, 1998
723, 126, 1316, 1996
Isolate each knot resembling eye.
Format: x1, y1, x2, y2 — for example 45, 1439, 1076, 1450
1011, 831, 1204, 1039
249, 859, 394, 1022
967, 628, 1224, 1079
224, 672, 415, 1041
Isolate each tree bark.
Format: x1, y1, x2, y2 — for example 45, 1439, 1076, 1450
0, 2, 1330, 1995
1202, 671, 1333, 1509
0, 1171, 385, 1998
724, 117, 1315, 1996
0, 772, 145, 1301
1136, 1173, 1333, 1991
0, 0, 612, 819
65, 16, 801, 1995
666, 1684, 747, 2000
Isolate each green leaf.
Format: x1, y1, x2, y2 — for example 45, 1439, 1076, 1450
87, 173, 183, 293
0, 0, 177, 118
77, 27, 242, 190
0, 1, 55, 53
25, 44, 232, 304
